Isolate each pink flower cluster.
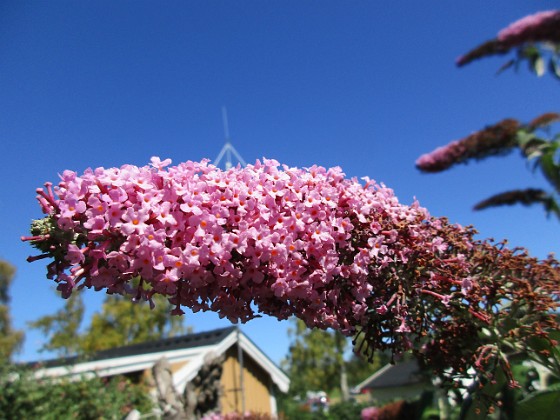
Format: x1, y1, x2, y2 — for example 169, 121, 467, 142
25, 158, 474, 347
416, 119, 519, 173
498, 10, 560, 46
415, 140, 465, 173
456, 10, 560, 67
361, 406, 380, 420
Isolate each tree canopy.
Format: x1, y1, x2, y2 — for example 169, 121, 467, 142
283, 318, 388, 399
0, 260, 24, 362
29, 289, 189, 357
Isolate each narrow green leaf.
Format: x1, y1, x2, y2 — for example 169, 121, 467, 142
547, 331, 560, 342
539, 152, 560, 190
520, 45, 540, 59
516, 131, 538, 148
544, 196, 560, 221
532, 56, 545, 77
497, 59, 515, 75
527, 150, 545, 160
550, 58, 560, 81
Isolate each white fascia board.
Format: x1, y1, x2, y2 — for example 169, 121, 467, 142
172, 330, 237, 393
214, 329, 239, 354
36, 345, 216, 380
173, 354, 207, 392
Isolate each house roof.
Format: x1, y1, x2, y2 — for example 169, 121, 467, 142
32, 326, 290, 393
353, 360, 427, 392
88, 326, 238, 361
31, 326, 238, 369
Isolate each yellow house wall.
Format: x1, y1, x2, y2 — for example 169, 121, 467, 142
220, 347, 272, 415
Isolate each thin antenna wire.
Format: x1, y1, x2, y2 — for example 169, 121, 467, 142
222, 106, 230, 142
213, 107, 247, 169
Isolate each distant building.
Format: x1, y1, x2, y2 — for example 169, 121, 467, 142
32, 326, 289, 417
352, 359, 431, 403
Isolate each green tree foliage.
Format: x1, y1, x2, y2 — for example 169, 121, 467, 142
29, 288, 190, 357
283, 319, 343, 397
0, 260, 24, 362
79, 294, 189, 354
0, 361, 154, 419
27, 290, 85, 357
282, 319, 387, 399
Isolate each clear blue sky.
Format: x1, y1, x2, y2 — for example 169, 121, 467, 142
1, 1, 558, 367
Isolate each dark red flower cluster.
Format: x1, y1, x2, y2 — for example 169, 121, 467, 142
498, 10, 560, 48
418, 241, 560, 388
415, 119, 520, 173
457, 10, 560, 67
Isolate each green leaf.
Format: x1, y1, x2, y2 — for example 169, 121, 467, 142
547, 331, 560, 342
520, 45, 542, 76
516, 130, 538, 148
527, 336, 555, 353
517, 389, 560, 420
520, 45, 540, 60
539, 150, 560, 191
544, 196, 560, 221
526, 148, 545, 161
550, 58, 560, 81
532, 56, 545, 77
496, 59, 515, 75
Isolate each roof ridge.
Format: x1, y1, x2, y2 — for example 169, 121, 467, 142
92, 325, 238, 360
26, 325, 238, 368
